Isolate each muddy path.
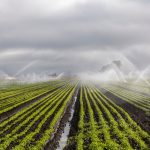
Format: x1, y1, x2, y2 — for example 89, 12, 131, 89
44, 87, 79, 150
63, 87, 81, 150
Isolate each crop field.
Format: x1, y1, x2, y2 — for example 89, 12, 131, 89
0, 80, 150, 150
100, 83, 150, 115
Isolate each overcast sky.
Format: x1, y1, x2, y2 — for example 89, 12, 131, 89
0, 0, 150, 75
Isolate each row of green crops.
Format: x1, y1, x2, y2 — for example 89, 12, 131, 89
116, 82, 150, 95
101, 84, 150, 115
66, 83, 150, 150
0, 80, 66, 101
0, 80, 78, 150
107, 84, 150, 102
0, 81, 67, 116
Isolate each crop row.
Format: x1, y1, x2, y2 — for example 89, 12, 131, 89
101, 84, 150, 114
66, 83, 150, 150
0, 81, 78, 150
0, 80, 65, 101
118, 82, 150, 95
0, 81, 67, 117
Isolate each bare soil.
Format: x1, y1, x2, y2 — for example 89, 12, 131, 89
63, 88, 80, 150
44, 87, 79, 150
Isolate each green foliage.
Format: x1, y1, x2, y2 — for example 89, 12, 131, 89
0, 81, 149, 150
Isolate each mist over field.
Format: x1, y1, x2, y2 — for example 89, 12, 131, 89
0, 1, 150, 150
0, 0, 150, 82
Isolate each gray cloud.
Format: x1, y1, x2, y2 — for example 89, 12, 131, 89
0, 0, 150, 74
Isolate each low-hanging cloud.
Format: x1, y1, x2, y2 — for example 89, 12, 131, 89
0, 0, 150, 75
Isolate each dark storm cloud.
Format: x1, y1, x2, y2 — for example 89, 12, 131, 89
0, 0, 150, 74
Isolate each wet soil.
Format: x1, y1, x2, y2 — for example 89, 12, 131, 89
63, 88, 80, 150
44, 87, 79, 150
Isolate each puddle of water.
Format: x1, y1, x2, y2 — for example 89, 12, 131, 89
56, 95, 77, 150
